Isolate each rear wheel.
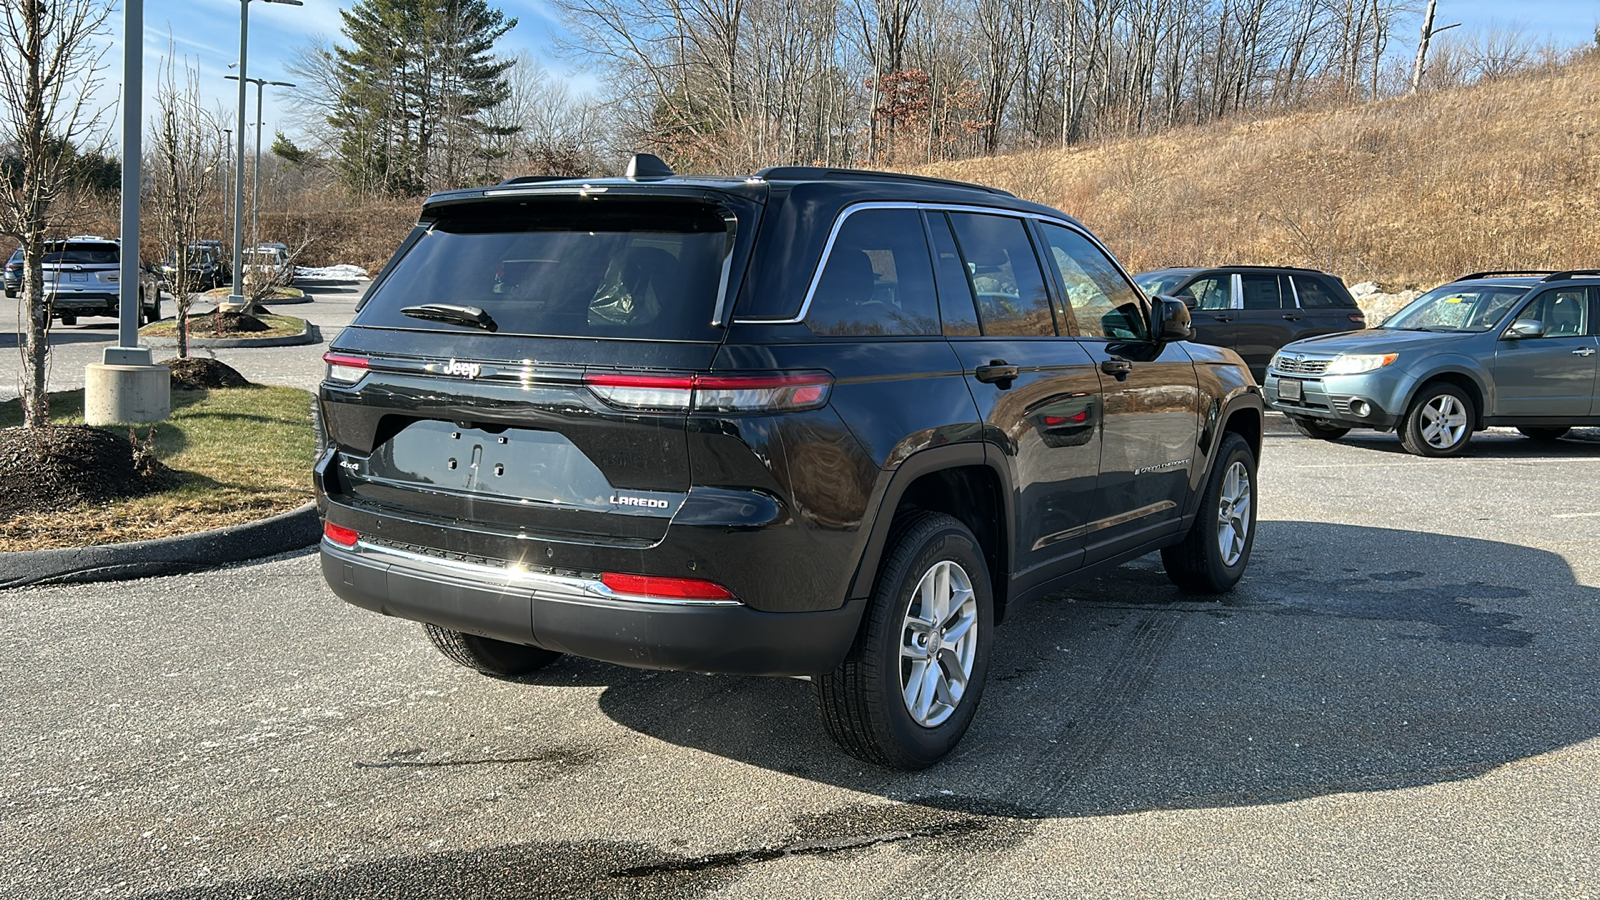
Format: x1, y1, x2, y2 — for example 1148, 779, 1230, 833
1291, 417, 1350, 441
1517, 426, 1570, 442
423, 624, 562, 677
815, 511, 993, 770
1400, 383, 1474, 457
1162, 432, 1256, 593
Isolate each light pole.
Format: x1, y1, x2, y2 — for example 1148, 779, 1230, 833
221, 127, 232, 242
226, 74, 295, 263
227, 0, 302, 312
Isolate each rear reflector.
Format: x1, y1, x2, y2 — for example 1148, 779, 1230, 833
323, 521, 360, 548
322, 352, 370, 384
584, 371, 832, 413
601, 572, 738, 601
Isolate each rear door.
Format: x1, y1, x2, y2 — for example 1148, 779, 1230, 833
1035, 221, 1200, 562
1292, 273, 1365, 337
321, 195, 753, 549
1234, 272, 1297, 377
1493, 286, 1598, 417
933, 210, 1103, 582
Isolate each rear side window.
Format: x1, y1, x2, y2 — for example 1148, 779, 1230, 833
1294, 275, 1352, 309
1239, 274, 1285, 309
804, 208, 940, 337
356, 200, 735, 341
947, 212, 1055, 337
1037, 223, 1148, 341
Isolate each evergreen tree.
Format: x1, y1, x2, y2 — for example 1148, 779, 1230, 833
328, 0, 517, 196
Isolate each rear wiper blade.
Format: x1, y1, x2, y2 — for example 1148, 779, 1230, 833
401, 303, 498, 332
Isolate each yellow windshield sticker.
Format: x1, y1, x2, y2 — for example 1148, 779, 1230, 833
1443, 295, 1465, 303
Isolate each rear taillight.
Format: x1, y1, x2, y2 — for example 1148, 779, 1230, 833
584, 371, 832, 413
322, 352, 370, 384
600, 572, 738, 602
323, 521, 359, 548
1348, 314, 1366, 324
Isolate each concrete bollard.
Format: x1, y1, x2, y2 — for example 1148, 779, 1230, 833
84, 347, 170, 425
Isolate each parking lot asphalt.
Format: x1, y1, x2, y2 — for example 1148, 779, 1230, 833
0, 280, 369, 401
3, 416, 1597, 896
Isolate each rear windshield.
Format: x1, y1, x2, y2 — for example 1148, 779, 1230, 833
356, 200, 734, 341
44, 245, 118, 265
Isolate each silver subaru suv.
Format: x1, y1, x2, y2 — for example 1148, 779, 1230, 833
1263, 270, 1600, 456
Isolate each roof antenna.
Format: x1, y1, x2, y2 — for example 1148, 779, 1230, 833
625, 153, 675, 180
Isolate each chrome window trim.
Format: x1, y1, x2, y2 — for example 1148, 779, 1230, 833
733, 201, 1117, 326
1287, 273, 1303, 308
332, 538, 745, 608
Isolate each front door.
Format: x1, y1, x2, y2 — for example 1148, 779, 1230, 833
1035, 221, 1201, 563
1493, 287, 1598, 417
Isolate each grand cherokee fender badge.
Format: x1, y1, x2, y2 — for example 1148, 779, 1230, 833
611, 495, 671, 509
1134, 458, 1191, 475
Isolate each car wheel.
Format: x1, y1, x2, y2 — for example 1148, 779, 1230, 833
814, 511, 994, 770
423, 624, 562, 677
1291, 417, 1351, 441
1516, 426, 1570, 442
3, 288, 14, 298
1161, 432, 1257, 593
1400, 383, 1474, 457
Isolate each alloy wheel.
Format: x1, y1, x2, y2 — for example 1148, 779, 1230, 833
1420, 394, 1468, 449
899, 560, 979, 728
1216, 460, 1251, 567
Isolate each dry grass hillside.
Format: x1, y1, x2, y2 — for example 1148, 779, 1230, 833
921, 54, 1600, 291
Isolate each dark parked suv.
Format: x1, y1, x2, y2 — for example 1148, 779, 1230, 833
316, 158, 1264, 768
1134, 266, 1366, 380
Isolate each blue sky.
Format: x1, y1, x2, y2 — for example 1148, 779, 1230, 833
99, 0, 1600, 144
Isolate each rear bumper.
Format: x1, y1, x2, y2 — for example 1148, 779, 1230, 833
321, 539, 866, 676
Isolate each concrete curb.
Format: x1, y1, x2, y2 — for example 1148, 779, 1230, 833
143, 321, 321, 349
0, 502, 321, 589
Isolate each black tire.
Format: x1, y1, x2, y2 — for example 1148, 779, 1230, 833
1399, 382, 1475, 457
1162, 432, 1256, 593
814, 511, 994, 770
1517, 426, 1570, 442
423, 624, 562, 677
1291, 417, 1351, 441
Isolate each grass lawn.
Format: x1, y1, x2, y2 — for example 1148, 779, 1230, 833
0, 386, 317, 551
140, 313, 306, 340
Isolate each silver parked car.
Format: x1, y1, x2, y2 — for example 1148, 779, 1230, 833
1263, 270, 1600, 456
40, 236, 161, 325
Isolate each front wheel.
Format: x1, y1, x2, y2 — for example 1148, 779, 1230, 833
1517, 426, 1570, 442
423, 624, 562, 677
815, 511, 994, 770
1400, 383, 1474, 457
1291, 417, 1351, 441
1162, 432, 1257, 593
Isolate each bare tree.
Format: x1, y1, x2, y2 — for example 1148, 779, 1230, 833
0, 0, 113, 428
149, 50, 220, 358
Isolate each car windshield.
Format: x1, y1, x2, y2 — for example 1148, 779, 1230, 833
1384, 283, 1529, 332
1135, 273, 1190, 297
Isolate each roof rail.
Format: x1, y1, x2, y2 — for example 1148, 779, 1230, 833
752, 166, 1015, 197
495, 175, 579, 186
1458, 270, 1558, 280
1540, 269, 1600, 282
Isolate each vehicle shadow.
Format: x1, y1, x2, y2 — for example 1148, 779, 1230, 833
0, 328, 119, 347
585, 521, 1599, 819
1302, 427, 1600, 458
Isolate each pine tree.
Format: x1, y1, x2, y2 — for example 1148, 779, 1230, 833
328, 0, 517, 196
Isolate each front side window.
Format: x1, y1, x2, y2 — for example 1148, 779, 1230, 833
804, 208, 940, 337
1038, 223, 1148, 341
1518, 288, 1590, 337
1182, 275, 1231, 311
947, 212, 1055, 337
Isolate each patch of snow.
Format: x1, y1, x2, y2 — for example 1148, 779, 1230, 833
1348, 281, 1383, 297
294, 264, 369, 280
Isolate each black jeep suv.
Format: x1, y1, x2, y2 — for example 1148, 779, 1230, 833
316, 158, 1264, 769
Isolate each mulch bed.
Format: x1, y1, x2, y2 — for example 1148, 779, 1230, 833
158, 357, 252, 390
0, 425, 177, 517
184, 311, 273, 335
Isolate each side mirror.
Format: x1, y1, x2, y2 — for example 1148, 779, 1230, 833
1506, 318, 1545, 339
1155, 296, 1194, 342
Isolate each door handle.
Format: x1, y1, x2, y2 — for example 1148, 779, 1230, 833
1101, 358, 1133, 381
1281, 313, 1302, 321
974, 361, 1020, 385
1574, 347, 1597, 357
1210, 314, 1233, 322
